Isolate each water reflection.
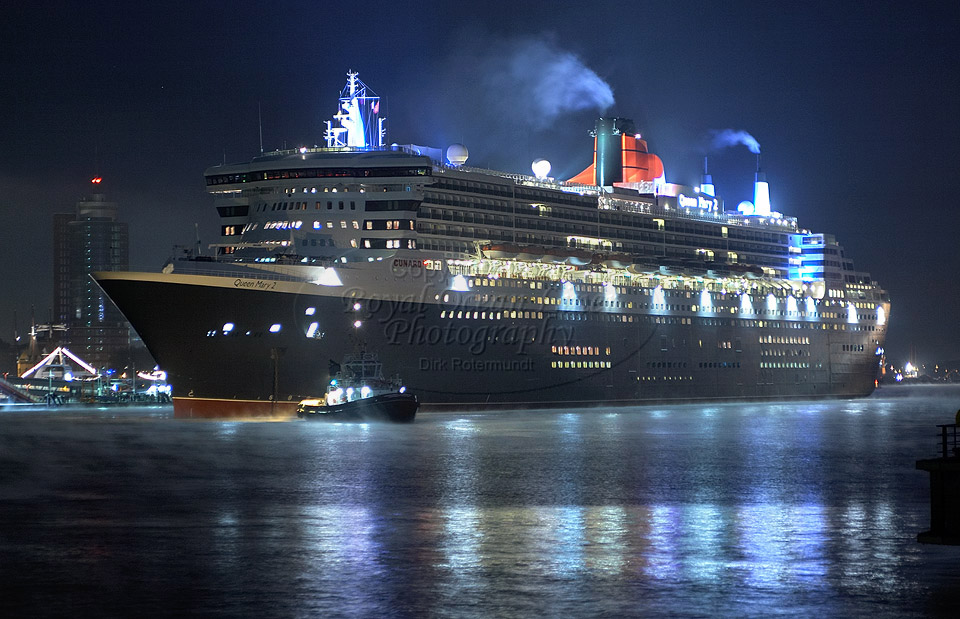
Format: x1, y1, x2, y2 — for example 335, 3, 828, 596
2, 388, 958, 615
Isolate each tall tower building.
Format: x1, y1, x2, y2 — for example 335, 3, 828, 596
52, 187, 131, 370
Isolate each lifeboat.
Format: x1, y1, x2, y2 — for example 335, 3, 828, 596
541, 247, 568, 264
564, 249, 594, 266
481, 243, 519, 260
728, 263, 765, 279
516, 246, 545, 261
627, 261, 656, 275
602, 253, 633, 269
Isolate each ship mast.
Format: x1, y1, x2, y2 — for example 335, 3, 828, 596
324, 71, 386, 149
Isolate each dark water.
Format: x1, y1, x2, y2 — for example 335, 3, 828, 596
1, 386, 958, 617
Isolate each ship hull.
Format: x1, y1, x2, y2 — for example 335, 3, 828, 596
96, 270, 884, 418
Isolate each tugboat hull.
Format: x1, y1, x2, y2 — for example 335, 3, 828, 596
297, 393, 418, 423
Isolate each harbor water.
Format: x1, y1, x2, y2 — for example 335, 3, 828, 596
1, 385, 958, 616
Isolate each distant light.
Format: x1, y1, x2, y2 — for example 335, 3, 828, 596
876, 305, 886, 325
306, 322, 318, 338
64, 371, 73, 382
353, 302, 361, 311
766, 293, 777, 311
269, 323, 281, 333
222, 322, 234, 334
700, 290, 712, 310
361, 385, 372, 398
806, 297, 816, 314
562, 281, 577, 300
299, 147, 307, 154
305, 307, 316, 315
847, 302, 858, 324
740, 294, 753, 313
91, 177, 102, 184
353, 320, 362, 328
399, 386, 406, 393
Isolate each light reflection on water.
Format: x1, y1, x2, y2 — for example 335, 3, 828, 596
0, 386, 958, 616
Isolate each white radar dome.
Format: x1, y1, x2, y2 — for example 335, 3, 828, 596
446, 143, 469, 166
532, 158, 551, 179
737, 200, 756, 216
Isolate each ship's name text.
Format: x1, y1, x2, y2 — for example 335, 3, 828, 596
233, 279, 278, 290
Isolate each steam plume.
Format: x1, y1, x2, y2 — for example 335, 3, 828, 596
710, 129, 761, 154
470, 35, 614, 128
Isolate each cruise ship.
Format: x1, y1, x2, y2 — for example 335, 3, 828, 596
95, 72, 890, 418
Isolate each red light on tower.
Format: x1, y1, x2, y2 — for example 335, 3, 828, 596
91, 177, 102, 184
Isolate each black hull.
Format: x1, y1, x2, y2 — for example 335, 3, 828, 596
95, 272, 886, 414
297, 393, 418, 423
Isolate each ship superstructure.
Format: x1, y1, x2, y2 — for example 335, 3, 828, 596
95, 72, 889, 417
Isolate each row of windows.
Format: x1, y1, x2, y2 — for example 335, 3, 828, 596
551, 360, 613, 369
207, 166, 430, 185
760, 362, 812, 369
550, 345, 612, 356
440, 309, 545, 320
760, 335, 810, 345
256, 201, 357, 212
363, 239, 416, 250
365, 219, 415, 230
761, 349, 810, 357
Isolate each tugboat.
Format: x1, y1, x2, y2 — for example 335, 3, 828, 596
296, 351, 418, 423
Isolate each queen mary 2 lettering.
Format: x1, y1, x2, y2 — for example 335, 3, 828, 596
94, 71, 889, 418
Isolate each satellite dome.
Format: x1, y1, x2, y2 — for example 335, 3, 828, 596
446, 143, 469, 166
737, 200, 756, 216
532, 158, 551, 179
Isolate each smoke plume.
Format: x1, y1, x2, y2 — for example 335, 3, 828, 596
710, 129, 761, 154
458, 34, 614, 129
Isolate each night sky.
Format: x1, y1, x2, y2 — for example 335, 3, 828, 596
2, 1, 958, 367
